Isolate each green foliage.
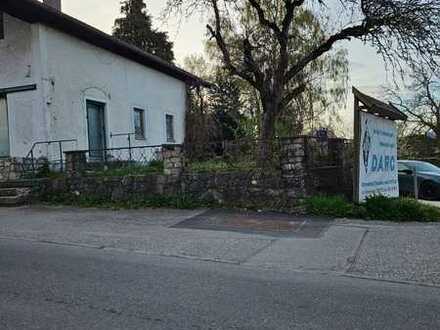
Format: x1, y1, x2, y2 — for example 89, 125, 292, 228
113, 0, 174, 62
210, 69, 247, 141
188, 159, 256, 173
22, 162, 65, 180
305, 196, 357, 218
203, 3, 349, 138
184, 61, 250, 145
42, 193, 212, 210
305, 195, 440, 222
92, 161, 164, 177
363, 196, 440, 222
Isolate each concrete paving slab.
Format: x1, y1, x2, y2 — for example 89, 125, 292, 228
0, 206, 275, 264
4, 205, 440, 287
245, 225, 367, 272
419, 200, 440, 208
347, 223, 440, 285
172, 209, 331, 238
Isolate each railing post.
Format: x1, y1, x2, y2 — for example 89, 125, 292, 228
128, 134, 133, 163
59, 141, 63, 172
30, 149, 35, 175
413, 166, 419, 200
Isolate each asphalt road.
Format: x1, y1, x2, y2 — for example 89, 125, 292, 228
1, 238, 440, 330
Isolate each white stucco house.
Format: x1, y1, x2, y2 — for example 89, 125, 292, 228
0, 0, 205, 165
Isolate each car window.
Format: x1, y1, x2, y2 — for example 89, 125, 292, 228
398, 163, 411, 172
414, 162, 440, 173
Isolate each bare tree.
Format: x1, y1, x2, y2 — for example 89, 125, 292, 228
390, 66, 440, 139
165, 0, 440, 157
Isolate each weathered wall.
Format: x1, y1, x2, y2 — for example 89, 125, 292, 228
0, 158, 23, 181
181, 171, 305, 209
0, 15, 48, 157
0, 16, 188, 158
34, 174, 180, 202
34, 170, 305, 210
41, 25, 187, 153
0, 14, 35, 88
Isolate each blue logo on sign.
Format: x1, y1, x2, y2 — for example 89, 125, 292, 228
371, 155, 395, 172
362, 119, 371, 173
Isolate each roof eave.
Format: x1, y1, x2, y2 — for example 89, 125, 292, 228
0, 0, 210, 87
353, 87, 408, 121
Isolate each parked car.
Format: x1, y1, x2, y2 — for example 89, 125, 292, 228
398, 160, 440, 200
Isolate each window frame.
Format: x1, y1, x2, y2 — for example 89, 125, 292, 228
165, 113, 175, 143
133, 107, 146, 141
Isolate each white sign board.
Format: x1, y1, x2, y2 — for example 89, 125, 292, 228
358, 112, 399, 202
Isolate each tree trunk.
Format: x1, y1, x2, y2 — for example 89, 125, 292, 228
258, 98, 278, 167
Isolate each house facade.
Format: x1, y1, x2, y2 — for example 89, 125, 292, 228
0, 0, 204, 164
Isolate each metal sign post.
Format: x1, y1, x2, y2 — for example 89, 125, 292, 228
413, 166, 419, 200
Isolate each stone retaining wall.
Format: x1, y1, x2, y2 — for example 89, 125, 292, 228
34, 174, 180, 202
31, 137, 353, 209
0, 158, 24, 181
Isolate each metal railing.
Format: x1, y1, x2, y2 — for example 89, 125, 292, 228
184, 138, 282, 172
84, 144, 163, 164
66, 144, 180, 176
24, 139, 77, 175
110, 132, 136, 162
305, 137, 353, 169
184, 136, 353, 173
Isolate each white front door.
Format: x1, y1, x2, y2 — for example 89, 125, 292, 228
0, 96, 9, 158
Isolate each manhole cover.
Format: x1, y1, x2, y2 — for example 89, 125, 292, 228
172, 209, 331, 237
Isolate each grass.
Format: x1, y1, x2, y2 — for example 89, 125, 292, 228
41, 191, 440, 222
41, 192, 214, 210
304, 195, 440, 222
304, 195, 357, 218
188, 159, 257, 173
90, 160, 164, 177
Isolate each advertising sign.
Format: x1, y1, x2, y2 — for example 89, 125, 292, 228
358, 111, 399, 202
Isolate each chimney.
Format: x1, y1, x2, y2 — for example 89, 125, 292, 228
43, 0, 61, 11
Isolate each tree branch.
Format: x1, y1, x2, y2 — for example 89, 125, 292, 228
281, 83, 306, 108
247, 0, 282, 38
285, 21, 374, 82
206, 0, 260, 89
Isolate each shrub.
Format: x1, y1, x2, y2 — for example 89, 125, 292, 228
305, 195, 440, 222
305, 196, 356, 218
188, 159, 256, 173
364, 196, 440, 222
92, 161, 164, 177
41, 192, 211, 210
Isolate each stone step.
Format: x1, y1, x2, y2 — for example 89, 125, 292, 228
0, 195, 29, 207
0, 180, 35, 189
0, 188, 31, 207
0, 188, 22, 197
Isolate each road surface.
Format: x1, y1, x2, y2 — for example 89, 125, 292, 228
1, 237, 440, 330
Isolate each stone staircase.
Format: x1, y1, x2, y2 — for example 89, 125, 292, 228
0, 180, 33, 207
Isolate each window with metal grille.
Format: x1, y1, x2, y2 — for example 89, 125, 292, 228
133, 108, 145, 140
166, 114, 175, 142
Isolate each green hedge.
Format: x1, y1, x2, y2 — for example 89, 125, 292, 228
305, 195, 440, 222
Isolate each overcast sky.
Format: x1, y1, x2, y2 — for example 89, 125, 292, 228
60, 0, 392, 132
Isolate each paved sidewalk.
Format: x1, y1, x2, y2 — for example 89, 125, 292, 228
336, 219, 440, 286
419, 200, 440, 208
1, 206, 440, 286
0, 206, 275, 264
